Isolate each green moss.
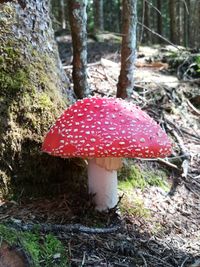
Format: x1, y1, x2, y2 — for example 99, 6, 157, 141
0, 171, 10, 198
0, 3, 15, 28
143, 170, 170, 191
120, 197, 150, 218
0, 45, 30, 96
0, 224, 69, 267
119, 166, 146, 191
119, 165, 170, 192
0, 37, 68, 197
38, 93, 54, 109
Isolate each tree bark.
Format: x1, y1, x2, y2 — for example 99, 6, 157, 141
179, 0, 185, 45
0, 0, 76, 198
93, 0, 104, 33
68, 0, 89, 99
156, 0, 162, 43
169, 0, 177, 44
60, 0, 66, 29
117, 0, 137, 99
143, 0, 150, 43
184, 0, 190, 47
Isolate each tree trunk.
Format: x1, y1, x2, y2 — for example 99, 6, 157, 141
184, 0, 190, 47
156, 0, 162, 43
194, 0, 200, 48
0, 0, 76, 198
179, 0, 185, 45
169, 0, 177, 44
143, 0, 150, 43
60, 0, 66, 29
93, 0, 104, 33
117, 0, 137, 99
68, 0, 89, 99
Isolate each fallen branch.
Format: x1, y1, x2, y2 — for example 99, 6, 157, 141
137, 21, 181, 50
164, 116, 191, 178
157, 158, 180, 171
63, 61, 101, 70
138, 251, 175, 267
171, 129, 191, 178
186, 99, 200, 116
7, 220, 121, 234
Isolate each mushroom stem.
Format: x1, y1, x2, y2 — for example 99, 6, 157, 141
87, 159, 118, 211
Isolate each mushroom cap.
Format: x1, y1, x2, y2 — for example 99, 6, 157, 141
42, 97, 172, 158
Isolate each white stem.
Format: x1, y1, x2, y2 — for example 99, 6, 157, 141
87, 159, 118, 211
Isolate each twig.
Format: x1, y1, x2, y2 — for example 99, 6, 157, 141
164, 116, 191, 178
186, 99, 200, 116
8, 221, 121, 234
157, 158, 180, 171
181, 257, 190, 267
135, 79, 200, 84
137, 21, 180, 50
139, 252, 174, 267
146, 0, 162, 15
171, 129, 191, 178
165, 117, 200, 140
138, 251, 148, 267
81, 251, 86, 267
63, 61, 101, 70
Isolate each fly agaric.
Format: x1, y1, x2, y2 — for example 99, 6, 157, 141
42, 97, 171, 211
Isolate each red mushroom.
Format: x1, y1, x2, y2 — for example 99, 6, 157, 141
42, 97, 172, 211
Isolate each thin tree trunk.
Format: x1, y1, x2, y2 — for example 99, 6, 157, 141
93, 0, 104, 33
195, 0, 200, 48
156, 0, 162, 43
184, 0, 190, 47
60, 0, 66, 29
179, 0, 184, 45
169, 0, 177, 44
117, 0, 137, 99
68, 0, 89, 99
117, 0, 121, 32
143, 0, 150, 43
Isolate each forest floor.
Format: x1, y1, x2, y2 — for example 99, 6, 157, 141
0, 34, 200, 267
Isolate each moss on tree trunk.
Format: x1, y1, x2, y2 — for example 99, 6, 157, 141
0, 1, 81, 198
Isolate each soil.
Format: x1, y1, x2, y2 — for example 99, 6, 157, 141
0, 36, 200, 267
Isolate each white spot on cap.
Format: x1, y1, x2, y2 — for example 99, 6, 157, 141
119, 141, 125, 145
140, 138, 145, 143
90, 138, 96, 142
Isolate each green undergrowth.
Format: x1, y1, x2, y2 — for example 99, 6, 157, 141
118, 162, 170, 219
119, 164, 170, 192
0, 224, 69, 267
120, 196, 150, 218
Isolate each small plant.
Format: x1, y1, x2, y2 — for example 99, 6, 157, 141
119, 165, 170, 192
0, 224, 69, 267
120, 196, 150, 218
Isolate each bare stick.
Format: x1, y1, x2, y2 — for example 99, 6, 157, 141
187, 99, 200, 116
137, 21, 180, 49
63, 61, 101, 70
8, 221, 121, 234
171, 130, 191, 178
